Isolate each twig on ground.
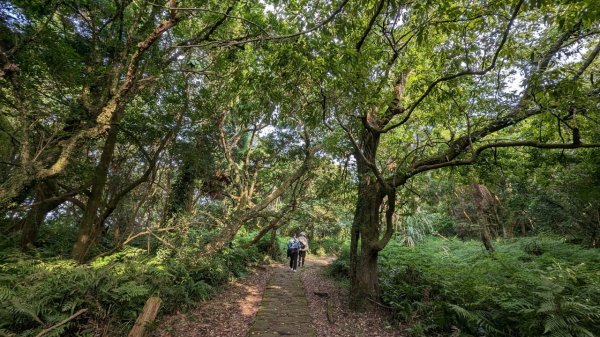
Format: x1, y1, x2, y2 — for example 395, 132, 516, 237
35, 309, 88, 337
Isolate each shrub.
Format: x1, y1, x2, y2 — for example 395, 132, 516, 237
311, 236, 346, 256
327, 242, 350, 279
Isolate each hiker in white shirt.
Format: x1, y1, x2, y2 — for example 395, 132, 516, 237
298, 232, 309, 267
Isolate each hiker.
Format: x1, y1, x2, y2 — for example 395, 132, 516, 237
298, 231, 309, 267
287, 234, 300, 272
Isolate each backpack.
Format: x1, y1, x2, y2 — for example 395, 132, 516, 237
298, 236, 308, 250
288, 239, 300, 252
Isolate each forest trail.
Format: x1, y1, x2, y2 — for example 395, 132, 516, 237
154, 255, 401, 337
247, 260, 320, 337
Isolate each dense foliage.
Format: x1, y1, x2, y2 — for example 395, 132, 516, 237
1, 0, 599, 335
331, 237, 600, 336
0, 232, 265, 336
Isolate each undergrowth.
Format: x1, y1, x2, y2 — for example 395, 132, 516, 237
0, 234, 265, 337
377, 236, 600, 337
329, 236, 600, 337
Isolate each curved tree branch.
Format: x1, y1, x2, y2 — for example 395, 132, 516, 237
574, 39, 600, 80
176, 0, 350, 48
386, 18, 587, 187
382, 0, 525, 133
356, 0, 386, 52
408, 140, 600, 177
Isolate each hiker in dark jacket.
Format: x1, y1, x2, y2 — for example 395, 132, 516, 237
287, 234, 300, 272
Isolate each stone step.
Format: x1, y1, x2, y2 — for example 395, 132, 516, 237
247, 264, 316, 337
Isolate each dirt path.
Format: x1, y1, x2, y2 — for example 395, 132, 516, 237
152, 265, 271, 337
247, 262, 316, 336
301, 257, 405, 337
154, 256, 404, 337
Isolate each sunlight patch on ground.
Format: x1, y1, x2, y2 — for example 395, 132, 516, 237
236, 284, 262, 317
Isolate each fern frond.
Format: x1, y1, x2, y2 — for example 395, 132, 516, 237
537, 301, 558, 314
9, 299, 44, 325
448, 303, 502, 334
573, 326, 596, 337
0, 287, 13, 301
544, 317, 568, 334
0, 328, 16, 337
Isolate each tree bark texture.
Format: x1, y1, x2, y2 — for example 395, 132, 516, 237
128, 297, 161, 337
72, 125, 119, 263
350, 180, 386, 310
349, 127, 388, 310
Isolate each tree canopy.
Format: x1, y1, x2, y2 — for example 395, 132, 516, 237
1, 0, 599, 333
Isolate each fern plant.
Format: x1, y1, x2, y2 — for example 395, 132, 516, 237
376, 237, 600, 337
525, 266, 600, 337
0, 240, 264, 336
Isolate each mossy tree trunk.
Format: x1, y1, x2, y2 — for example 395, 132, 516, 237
72, 125, 119, 263
20, 183, 63, 250
480, 220, 495, 253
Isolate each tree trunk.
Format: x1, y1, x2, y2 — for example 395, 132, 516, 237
355, 246, 380, 300
72, 125, 119, 263
166, 136, 203, 218
349, 126, 387, 310
269, 229, 277, 259
520, 220, 528, 235
501, 224, 509, 239
20, 183, 63, 250
349, 182, 385, 310
480, 220, 495, 253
